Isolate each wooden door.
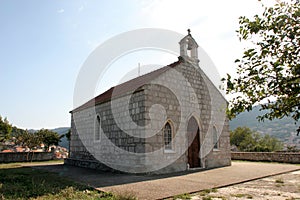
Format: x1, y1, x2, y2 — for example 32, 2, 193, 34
187, 117, 200, 168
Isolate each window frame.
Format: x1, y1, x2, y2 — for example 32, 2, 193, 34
94, 114, 101, 142
213, 126, 219, 150
163, 121, 175, 153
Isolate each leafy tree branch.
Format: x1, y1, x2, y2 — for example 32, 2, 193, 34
223, 1, 300, 122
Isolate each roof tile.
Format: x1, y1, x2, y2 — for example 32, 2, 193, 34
71, 59, 182, 112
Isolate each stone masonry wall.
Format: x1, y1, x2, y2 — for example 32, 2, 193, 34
68, 89, 147, 173
175, 61, 231, 169
141, 60, 231, 173
231, 152, 300, 164
0, 152, 54, 163
67, 59, 231, 174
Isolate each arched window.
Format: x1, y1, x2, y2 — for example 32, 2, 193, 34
164, 122, 173, 150
213, 126, 219, 149
94, 115, 101, 141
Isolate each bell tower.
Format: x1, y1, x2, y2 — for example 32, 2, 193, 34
179, 29, 199, 65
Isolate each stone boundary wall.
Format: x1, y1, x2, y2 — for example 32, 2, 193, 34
0, 152, 54, 163
231, 152, 300, 164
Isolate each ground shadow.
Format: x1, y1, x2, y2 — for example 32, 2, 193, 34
32, 164, 207, 188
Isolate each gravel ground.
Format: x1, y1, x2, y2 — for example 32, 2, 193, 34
190, 170, 300, 200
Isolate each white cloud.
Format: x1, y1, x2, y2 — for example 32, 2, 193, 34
133, 0, 278, 82
78, 5, 84, 12
57, 8, 65, 13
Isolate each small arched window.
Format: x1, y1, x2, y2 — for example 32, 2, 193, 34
94, 115, 101, 141
213, 126, 219, 149
164, 122, 173, 150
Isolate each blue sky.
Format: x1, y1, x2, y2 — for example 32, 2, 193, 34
0, 0, 271, 129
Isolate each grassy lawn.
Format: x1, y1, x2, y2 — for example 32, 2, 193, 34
0, 163, 136, 200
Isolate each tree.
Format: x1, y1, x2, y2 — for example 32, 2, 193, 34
230, 127, 283, 152
252, 133, 284, 152
65, 128, 71, 151
14, 131, 41, 150
14, 130, 42, 161
11, 126, 27, 138
65, 128, 71, 141
230, 127, 256, 151
230, 127, 253, 149
0, 116, 12, 142
37, 129, 62, 151
223, 1, 300, 122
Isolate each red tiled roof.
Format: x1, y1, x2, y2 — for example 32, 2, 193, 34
71, 59, 182, 112
2, 149, 14, 153
15, 147, 25, 152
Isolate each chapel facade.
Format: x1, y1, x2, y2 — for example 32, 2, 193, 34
65, 31, 231, 174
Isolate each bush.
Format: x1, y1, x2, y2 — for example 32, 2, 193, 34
230, 127, 283, 152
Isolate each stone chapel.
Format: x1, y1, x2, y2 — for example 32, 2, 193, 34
65, 31, 231, 174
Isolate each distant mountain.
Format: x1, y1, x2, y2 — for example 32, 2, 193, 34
229, 106, 300, 149
51, 127, 70, 149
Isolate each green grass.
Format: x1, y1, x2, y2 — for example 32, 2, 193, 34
230, 193, 253, 199
197, 188, 218, 196
173, 193, 191, 199
202, 196, 212, 200
196, 188, 224, 200
0, 163, 136, 200
210, 188, 218, 193
275, 178, 284, 184
0, 160, 63, 169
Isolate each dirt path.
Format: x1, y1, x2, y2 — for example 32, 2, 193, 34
190, 170, 300, 200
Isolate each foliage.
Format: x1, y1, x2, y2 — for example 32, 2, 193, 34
0, 162, 138, 200
0, 116, 68, 151
198, 189, 217, 197
0, 116, 12, 143
223, 1, 300, 122
13, 129, 61, 160
65, 128, 71, 141
230, 127, 283, 152
230, 193, 253, 199
275, 178, 284, 184
11, 126, 27, 137
14, 131, 41, 150
286, 145, 298, 152
37, 129, 62, 151
173, 193, 191, 200
229, 105, 299, 148
202, 196, 213, 200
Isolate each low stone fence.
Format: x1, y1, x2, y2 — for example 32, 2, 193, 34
0, 152, 54, 163
231, 152, 300, 164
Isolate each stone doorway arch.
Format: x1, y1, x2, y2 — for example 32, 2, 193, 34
187, 116, 201, 168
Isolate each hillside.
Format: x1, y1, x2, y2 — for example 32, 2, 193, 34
52, 127, 70, 149
229, 106, 300, 149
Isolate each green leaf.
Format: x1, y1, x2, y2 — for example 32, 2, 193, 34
223, 1, 300, 123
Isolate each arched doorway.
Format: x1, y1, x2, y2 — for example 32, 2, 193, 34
187, 116, 200, 168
